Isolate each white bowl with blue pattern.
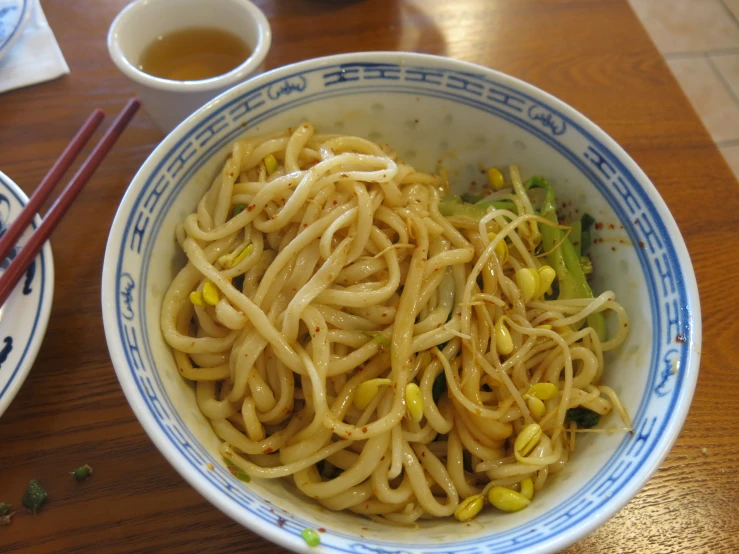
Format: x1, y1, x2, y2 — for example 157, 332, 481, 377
0, 171, 54, 417
0, 0, 32, 62
101, 52, 701, 553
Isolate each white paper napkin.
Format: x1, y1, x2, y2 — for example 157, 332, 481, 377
0, 0, 69, 94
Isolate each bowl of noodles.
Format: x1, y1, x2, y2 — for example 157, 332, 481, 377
101, 52, 701, 553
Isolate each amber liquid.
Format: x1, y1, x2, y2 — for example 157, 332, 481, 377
138, 28, 251, 81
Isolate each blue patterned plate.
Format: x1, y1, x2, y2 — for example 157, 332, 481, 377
102, 52, 701, 553
0, 0, 32, 62
0, 171, 54, 417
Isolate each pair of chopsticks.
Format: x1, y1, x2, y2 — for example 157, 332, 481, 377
0, 99, 140, 306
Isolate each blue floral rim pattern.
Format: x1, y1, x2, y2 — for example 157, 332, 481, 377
108, 56, 699, 553
0, 0, 30, 60
0, 171, 50, 414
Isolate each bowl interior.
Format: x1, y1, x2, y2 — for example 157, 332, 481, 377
104, 53, 699, 554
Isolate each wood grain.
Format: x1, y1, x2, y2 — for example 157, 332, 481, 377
1, 0, 738, 552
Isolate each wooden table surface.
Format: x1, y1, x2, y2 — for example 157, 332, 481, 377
1, 0, 737, 552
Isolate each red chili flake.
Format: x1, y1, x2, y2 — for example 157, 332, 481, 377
634, 219, 639, 225
639, 241, 645, 248
676, 333, 686, 343
380, 456, 385, 461
347, 432, 352, 436
264, 448, 273, 454
611, 247, 616, 252
277, 518, 286, 527
595, 222, 603, 230
224, 451, 232, 458
247, 205, 255, 212
333, 200, 338, 205
608, 224, 615, 229
315, 327, 320, 333
362, 427, 368, 433
229, 172, 234, 177
318, 528, 326, 533
421, 451, 426, 457
303, 224, 308, 228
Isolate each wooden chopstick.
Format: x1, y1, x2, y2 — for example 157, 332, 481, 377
0, 99, 141, 306
0, 109, 105, 263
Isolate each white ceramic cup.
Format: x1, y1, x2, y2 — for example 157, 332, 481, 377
107, 0, 271, 133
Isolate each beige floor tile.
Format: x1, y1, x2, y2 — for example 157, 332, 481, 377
720, 144, 739, 182
723, 0, 739, 22
629, 0, 739, 54
667, 57, 739, 143
711, 53, 739, 98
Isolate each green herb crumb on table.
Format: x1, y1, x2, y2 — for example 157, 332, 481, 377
22, 480, 47, 514
70, 464, 94, 481
0, 503, 13, 526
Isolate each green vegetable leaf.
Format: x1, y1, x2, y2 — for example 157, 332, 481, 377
460, 193, 484, 204
223, 457, 251, 482
570, 219, 582, 257
524, 177, 606, 340
545, 278, 560, 301
0, 503, 11, 516
580, 256, 593, 276
581, 213, 596, 255
232, 203, 247, 217
581, 213, 596, 232
22, 480, 47, 514
439, 195, 516, 223
432, 372, 447, 403
70, 464, 94, 481
231, 273, 245, 292
565, 407, 600, 429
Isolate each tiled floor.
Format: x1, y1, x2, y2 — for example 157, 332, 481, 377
629, 0, 739, 180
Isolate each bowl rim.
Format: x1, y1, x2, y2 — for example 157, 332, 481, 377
0, 170, 55, 417
102, 51, 702, 554
0, 0, 33, 64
